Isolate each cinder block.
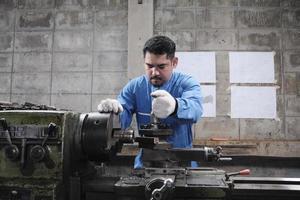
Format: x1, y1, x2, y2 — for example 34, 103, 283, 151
286, 117, 300, 139
55, 11, 93, 30
194, 117, 239, 140
216, 52, 229, 73
160, 31, 194, 51
0, 94, 10, 102
0, 11, 14, 32
195, 0, 206, 7
53, 53, 92, 72
14, 52, 51, 72
55, 0, 89, 9
274, 50, 282, 73
286, 95, 300, 116
283, 29, 300, 50
237, 9, 281, 28
51, 94, 91, 112
240, 119, 284, 140
283, 51, 300, 72
0, 73, 10, 93
0, 33, 13, 52
297, 73, 300, 96
54, 31, 92, 52
216, 94, 230, 116
11, 94, 50, 105
94, 29, 127, 51
18, 0, 54, 9
154, 0, 163, 8
91, 94, 118, 112
165, 0, 195, 7
17, 11, 53, 30
216, 73, 230, 94
205, 8, 236, 28
281, 0, 300, 7
164, 9, 195, 30
154, 9, 163, 31
0, 53, 12, 72
105, 0, 128, 10
238, 29, 280, 50
15, 32, 52, 52
282, 9, 300, 28
93, 51, 127, 72
12, 73, 50, 94
277, 95, 285, 118
92, 72, 127, 94
70, 0, 127, 10
207, 0, 237, 7
195, 8, 206, 28
0, 0, 16, 9
196, 30, 238, 50
239, 0, 280, 7
52, 72, 92, 93
95, 10, 127, 30
284, 73, 297, 95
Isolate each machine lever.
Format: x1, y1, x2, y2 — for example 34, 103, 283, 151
30, 123, 56, 163
225, 169, 250, 181
41, 123, 56, 146
151, 178, 174, 200
20, 138, 26, 168
0, 118, 12, 145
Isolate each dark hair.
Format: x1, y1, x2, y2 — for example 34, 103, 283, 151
143, 35, 176, 59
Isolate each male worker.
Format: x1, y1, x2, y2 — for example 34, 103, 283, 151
98, 35, 203, 168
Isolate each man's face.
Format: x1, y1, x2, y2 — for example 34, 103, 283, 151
144, 52, 178, 87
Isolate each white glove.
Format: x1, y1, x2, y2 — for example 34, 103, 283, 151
151, 90, 176, 118
97, 98, 123, 113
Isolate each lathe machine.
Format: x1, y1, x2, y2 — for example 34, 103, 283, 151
1, 105, 300, 200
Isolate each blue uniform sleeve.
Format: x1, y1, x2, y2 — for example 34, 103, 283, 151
117, 81, 136, 129
174, 77, 203, 123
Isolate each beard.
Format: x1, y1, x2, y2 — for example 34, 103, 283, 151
150, 76, 163, 87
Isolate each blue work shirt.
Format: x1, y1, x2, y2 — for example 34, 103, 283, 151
118, 72, 203, 168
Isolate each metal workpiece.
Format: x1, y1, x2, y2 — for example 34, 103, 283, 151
139, 114, 173, 137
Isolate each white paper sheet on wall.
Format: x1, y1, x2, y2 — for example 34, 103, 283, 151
231, 86, 277, 119
201, 85, 216, 117
229, 52, 275, 83
175, 52, 216, 83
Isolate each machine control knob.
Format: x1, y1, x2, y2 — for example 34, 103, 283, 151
30, 145, 46, 162
10, 190, 18, 200
4, 145, 19, 161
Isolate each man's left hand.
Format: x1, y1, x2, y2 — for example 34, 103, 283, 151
151, 90, 176, 118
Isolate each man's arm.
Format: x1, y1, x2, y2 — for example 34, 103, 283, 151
174, 77, 203, 123
118, 81, 136, 129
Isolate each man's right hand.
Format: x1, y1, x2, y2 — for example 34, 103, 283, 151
97, 99, 123, 113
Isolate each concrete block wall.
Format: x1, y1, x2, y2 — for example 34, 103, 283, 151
0, 0, 128, 112
154, 0, 300, 146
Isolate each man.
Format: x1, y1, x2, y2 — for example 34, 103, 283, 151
98, 35, 203, 168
